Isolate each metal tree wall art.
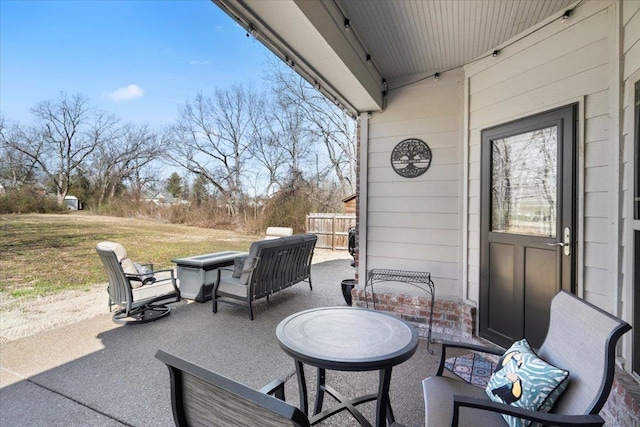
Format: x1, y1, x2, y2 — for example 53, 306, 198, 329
390, 138, 432, 178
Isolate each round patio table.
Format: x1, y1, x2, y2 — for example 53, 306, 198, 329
276, 306, 419, 427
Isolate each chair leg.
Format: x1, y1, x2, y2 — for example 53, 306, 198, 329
212, 298, 217, 313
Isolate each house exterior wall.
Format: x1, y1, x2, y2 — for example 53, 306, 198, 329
622, 0, 640, 372
359, 2, 640, 419
365, 69, 464, 299
465, 0, 619, 311
361, 0, 638, 327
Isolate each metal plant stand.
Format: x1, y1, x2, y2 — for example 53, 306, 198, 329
365, 268, 435, 353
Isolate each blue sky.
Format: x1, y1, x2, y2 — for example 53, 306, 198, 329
0, 0, 271, 127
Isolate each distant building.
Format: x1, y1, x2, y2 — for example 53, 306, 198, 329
63, 195, 81, 210
142, 190, 188, 207
342, 194, 356, 214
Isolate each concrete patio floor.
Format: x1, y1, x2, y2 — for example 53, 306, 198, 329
0, 256, 445, 427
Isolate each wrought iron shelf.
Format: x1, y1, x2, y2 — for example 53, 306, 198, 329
365, 268, 435, 353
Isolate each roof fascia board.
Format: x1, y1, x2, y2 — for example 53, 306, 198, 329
211, 0, 383, 113
293, 0, 384, 108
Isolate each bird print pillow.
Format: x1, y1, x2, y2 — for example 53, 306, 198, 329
485, 339, 569, 427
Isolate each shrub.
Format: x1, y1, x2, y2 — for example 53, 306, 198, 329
262, 188, 316, 234
0, 188, 67, 214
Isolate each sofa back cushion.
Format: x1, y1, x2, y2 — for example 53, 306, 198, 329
264, 227, 293, 240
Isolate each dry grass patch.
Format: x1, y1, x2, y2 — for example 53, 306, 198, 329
0, 213, 259, 299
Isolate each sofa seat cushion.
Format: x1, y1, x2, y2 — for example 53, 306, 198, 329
217, 270, 249, 298
423, 376, 506, 426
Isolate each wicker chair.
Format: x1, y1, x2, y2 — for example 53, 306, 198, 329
156, 350, 310, 427
422, 290, 631, 426
96, 241, 180, 324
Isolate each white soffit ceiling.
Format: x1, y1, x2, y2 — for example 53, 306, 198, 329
211, 0, 579, 113
335, 0, 577, 82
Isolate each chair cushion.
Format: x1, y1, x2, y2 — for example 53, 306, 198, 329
485, 339, 569, 427
264, 227, 293, 239
97, 241, 139, 276
217, 270, 249, 297
423, 376, 506, 426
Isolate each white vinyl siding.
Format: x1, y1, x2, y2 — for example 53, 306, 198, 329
366, 69, 463, 298
466, 1, 614, 308
622, 0, 640, 366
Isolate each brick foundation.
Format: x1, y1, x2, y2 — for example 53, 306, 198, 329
351, 288, 476, 342
351, 286, 640, 425
602, 367, 640, 426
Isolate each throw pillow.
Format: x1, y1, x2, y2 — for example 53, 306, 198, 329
135, 263, 156, 286
127, 262, 156, 288
485, 339, 569, 427
232, 256, 248, 278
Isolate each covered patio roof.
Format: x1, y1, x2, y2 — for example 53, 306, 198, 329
211, 0, 576, 114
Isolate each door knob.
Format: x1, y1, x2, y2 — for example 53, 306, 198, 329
547, 228, 571, 256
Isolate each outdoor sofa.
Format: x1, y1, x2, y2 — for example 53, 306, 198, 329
212, 233, 317, 320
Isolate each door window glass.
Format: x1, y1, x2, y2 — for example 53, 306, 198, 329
491, 126, 558, 237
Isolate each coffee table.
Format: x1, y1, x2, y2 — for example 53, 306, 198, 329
276, 307, 419, 427
171, 251, 247, 302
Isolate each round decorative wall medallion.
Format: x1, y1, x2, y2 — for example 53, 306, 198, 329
390, 138, 432, 178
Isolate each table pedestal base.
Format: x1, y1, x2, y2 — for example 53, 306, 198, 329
297, 364, 395, 427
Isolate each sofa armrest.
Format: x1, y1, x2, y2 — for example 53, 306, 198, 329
452, 395, 604, 426
216, 257, 261, 287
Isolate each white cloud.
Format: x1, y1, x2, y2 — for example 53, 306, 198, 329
107, 84, 144, 101
189, 60, 210, 66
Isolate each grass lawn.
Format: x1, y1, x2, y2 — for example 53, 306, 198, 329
0, 212, 259, 299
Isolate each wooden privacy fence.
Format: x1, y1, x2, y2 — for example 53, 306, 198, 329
306, 213, 356, 251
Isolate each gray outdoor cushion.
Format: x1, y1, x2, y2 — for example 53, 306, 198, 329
264, 227, 293, 240
97, 241, 138, 276
232, 256, 248, 278
217, 270, 249, 298
423, 376, 507, 426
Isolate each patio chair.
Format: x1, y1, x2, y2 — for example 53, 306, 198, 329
155, 350, 311, 427
96, 241, 180, 325
422, 290, 631, 426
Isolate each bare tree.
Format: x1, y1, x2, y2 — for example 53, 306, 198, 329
0, 117, 39, 188
4, 93, 118, 202
170, 86, 255, 218
86, 123, 167, 207
249, 91, 314, 195
268, 59, 357, 195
